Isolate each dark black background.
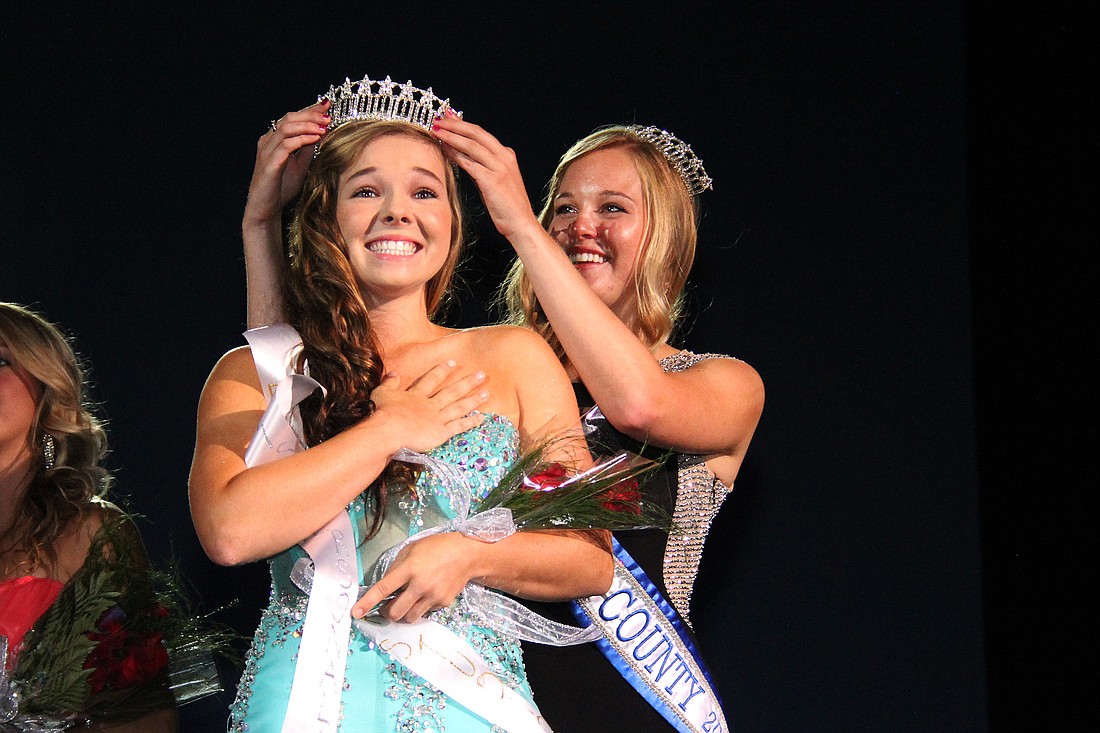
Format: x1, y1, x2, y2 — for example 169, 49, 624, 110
2, 3, 1090, 731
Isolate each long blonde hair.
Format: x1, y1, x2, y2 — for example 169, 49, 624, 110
284, 120, 464, 538
0, 303, 109, 576
502, 125, 699, 363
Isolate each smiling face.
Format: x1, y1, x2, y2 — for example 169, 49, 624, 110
506, 126, 699, 356
548, 146, 647, 322
333, 131, 454, 308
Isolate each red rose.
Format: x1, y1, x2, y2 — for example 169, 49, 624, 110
599, 479, 643, 515
522, 462, 569, 493
84, 605, 171, 694
115, 632, 169, 688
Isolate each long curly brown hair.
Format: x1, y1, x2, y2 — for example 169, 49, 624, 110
502, 126, 700, 364
284, 120, 464, 538
0, 302, 110, 578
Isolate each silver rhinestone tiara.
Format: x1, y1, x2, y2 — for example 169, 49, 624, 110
627, 125, 713, 195
321, 75, 461, 132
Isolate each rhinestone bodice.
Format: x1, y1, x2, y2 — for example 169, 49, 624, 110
231, 413, 526, 732
267, 413, 520, 602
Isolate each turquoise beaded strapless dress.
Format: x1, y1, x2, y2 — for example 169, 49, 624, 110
229, 414, 532, 733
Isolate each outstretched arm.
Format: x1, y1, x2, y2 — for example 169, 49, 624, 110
242, 101, 328, 326
431, 115, 763, 475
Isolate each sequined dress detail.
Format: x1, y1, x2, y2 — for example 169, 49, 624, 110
658, 350, 734, 626
229, 414, 529, 733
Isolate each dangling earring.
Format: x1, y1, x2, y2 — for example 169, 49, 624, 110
41, 432, 56, 470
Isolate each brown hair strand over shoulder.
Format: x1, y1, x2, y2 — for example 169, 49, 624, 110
283, 121, 465, 539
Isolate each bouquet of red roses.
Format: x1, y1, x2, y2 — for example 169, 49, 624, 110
474, 442, 672, 533
360, 442, 673, 645
1, 516, 235, 731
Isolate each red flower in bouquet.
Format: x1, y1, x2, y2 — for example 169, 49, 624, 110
599, 478, 643, 515
475, 444, 671, 532
84, 604, 171, 694
522, 462, 569, 493
8, 515, 236, 729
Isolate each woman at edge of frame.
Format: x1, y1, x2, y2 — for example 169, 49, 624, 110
0, 302, 179, 732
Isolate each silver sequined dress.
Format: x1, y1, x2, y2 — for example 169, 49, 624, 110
656, 350, 734, 626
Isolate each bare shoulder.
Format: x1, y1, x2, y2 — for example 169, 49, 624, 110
685, 353, 764, 389
463, 324, 560, 366
197, 345, 265, 417
688, 354, 764, 414
459, 326, 578, 446
207, 345, 262, 387
77, 500, 144, 551
470, 326, 569, 397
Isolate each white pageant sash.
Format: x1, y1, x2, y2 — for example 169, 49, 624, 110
355, 618, 552, 733
244, 324, 304, 397
281, 512, 357, 733
574, 539, 729, 733
243, 325, 322, 466
243, 326, 356, 733
243, 327, 558, 732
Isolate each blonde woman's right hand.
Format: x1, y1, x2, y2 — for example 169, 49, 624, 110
430, 114, 541, 242
243, 98, 331, 226
365, 361, 490, 455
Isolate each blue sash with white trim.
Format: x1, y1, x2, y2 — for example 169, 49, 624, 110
571, 538, 729, 733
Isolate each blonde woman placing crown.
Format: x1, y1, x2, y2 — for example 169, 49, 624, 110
435, 117, 763, 733
190, 77, 612, 732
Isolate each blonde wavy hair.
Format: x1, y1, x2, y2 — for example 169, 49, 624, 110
0, 303, 109, 577
502, 125, 699, 363
284, 120, 464, 538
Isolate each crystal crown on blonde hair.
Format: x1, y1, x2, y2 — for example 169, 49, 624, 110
627, 125, 713, 195
321, 75, 460, 132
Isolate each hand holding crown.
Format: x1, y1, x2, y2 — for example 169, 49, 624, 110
432, 114, 544, 243
244, 98, 331, 227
